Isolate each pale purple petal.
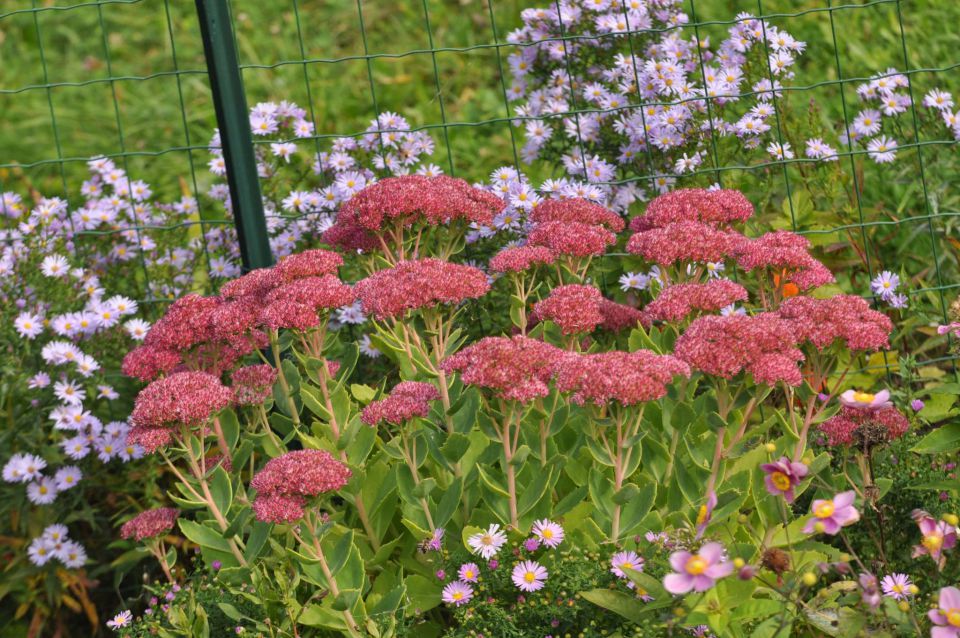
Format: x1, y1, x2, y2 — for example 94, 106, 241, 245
669, 551, 692, 572
663, 573, 694, 595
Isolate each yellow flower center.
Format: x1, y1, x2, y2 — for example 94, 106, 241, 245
621, 561, 634, 571
892, 584, 905, 593
452, 591, 463, 601
39, 486, 48, 494
923, 534, 943, 551
685, 555, 707, 575
696, 504, 709, 526
947, 609, 960, 627
542, 529, 553, 539
481, 534, 493, 546
852, 391, 875, 403
771, 471, 792, 491
524, 571, 536, 583
465, 570, 474, 580
814, 501, 836, 519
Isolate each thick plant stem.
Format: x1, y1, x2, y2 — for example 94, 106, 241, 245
211, 416, 233, 467
401, 430, 435, 530
303, 519, 363, 638
501, 410, 519, 530
317, 367, 381, 551
148, 540, 175, 584
270, 331, 300, 427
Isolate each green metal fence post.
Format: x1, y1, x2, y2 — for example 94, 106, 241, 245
195, 0, 273, 271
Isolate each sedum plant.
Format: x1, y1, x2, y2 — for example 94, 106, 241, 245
110, 180, 956, 637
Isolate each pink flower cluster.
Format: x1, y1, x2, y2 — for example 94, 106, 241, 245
119, 507, 179, 542
819, 405, 910, 447
630, 189, 754, 232
262, 276, 355, 329
528, 221, 616, 258
533, 285, 605, 335
273, 249, 344, 281
231, 364, 279, 406
645, 280, 748, 323
627, 221, 747, 265
533, 285, 647, 335
323, 175, 504, 249
441, 336, 564, 403
735, 231, 835, 291
250, 450, 352, 523
488, 245, 555, 274
361, 381, 440, 426
128, 371, 234, 452
598, 299, 649, 332
776, 295, 891, 351
354, 258, 490, 320
556, 350, 690, 407
530, 197, 625, 232
675, 314, 805, 386
123, 249, 351, 380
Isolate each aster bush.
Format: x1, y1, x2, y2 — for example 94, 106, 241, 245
0, 188, 172, 634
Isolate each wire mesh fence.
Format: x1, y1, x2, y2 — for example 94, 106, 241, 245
1, 0, 958, 377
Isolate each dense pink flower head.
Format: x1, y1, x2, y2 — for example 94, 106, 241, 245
735, 231, 835, 291
126, 425, 174, 454
219, 267, 282, 300
264, 275, 355, 311
145, 294, 222, 353
274, 249, 343, 281
489, 245, 555, 274
122, 345, 181, 381
645, 280, 748, 323
663, 542, 734, 594
528, 221, 615, 257
259, 299, 322, 331
441, 335, 565, 403
251, 493, 307, 524
555, 350, 690, 406
131, 371, 234, 430
819, 405, 910, 447
777, 295, 892, 351
675, 314, 805, 386
626, 221, 747, 265
361, 381, 440, 426
532, 285, 604, 334
208, 298, 262, 341
631, 189, 754, 232
530, 198, 625, 232
598, 298, 649, 332
320, 214, 378, 252
120, 507, 179, 542
355, 258, 490, 320
231, 364, 279, 406
250, 449, 352, 522
340, 174, 504, 232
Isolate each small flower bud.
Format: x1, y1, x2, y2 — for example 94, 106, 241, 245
764, 443, 777, 453
733, 558, 745, 569
942, 513, 959, 526
898, 601, 910, 612
801, 572, 817, 586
